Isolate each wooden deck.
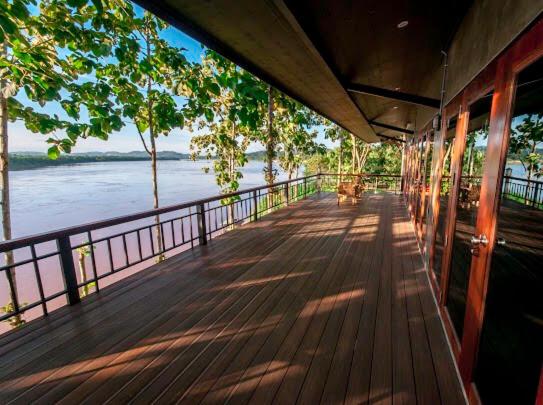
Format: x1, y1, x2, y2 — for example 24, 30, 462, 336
0, 192, 465, 404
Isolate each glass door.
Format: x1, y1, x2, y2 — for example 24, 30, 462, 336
432, 119, 456, 290
445, 91, 493, 340
473, 57, 543, 405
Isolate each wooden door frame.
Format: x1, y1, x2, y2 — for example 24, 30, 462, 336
423, 17, 543, 401
417, 130, 432, 240
427, 114, 447, 295
459, 19, 543, 401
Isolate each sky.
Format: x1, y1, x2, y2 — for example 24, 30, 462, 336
11, 2, 335, 154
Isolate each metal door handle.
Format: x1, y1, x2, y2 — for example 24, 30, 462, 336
471, 234, 488, 246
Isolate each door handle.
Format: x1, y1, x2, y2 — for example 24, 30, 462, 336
496, 237, 506, 246
471, 234, 488, 247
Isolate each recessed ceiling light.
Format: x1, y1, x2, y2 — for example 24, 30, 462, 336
393, 106, 399, 109
397, 20, 409, 29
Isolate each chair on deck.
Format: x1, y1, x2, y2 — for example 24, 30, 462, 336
337, 177, 364, 205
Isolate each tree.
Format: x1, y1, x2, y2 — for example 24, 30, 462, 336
510, 114, 543, 180
276, 100, 323, 179
509, 114, 543, 202
182, 50, 267, 206
0, 0, 126, 326
98, 9, 189, 258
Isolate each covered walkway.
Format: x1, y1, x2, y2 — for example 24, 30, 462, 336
0, 193, 464, 404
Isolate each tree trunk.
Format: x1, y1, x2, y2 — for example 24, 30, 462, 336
351, 134, 356, 174
78, 250, 89, 297
266, 86, 274, 212
144, 25, 163, 262
525, 142, 536, 204
0, 41, 22, 327
337, 137, 343, 186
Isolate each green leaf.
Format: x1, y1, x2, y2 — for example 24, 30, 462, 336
47, 146, 60, 160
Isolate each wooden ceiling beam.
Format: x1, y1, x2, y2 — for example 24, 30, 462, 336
346, 83, 441, 109
377, 133, 406, 143
369, 120, 414, 135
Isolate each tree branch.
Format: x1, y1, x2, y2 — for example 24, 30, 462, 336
136, 124, 151, 156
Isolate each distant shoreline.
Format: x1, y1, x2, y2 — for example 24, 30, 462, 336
8, 151, 266, 171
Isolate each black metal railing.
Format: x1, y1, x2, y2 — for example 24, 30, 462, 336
502, 175, 543, 209
0, 175, 320, 326
0, 172, 404, 328
320, 173, 402, 194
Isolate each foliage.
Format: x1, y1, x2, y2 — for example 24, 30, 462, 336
182, 49, 267, 196
0, 301, 26, 327
274, 98, 324, 179
306, 122, 403, 176
509, 114, 543, 180
1, 0, 133, 156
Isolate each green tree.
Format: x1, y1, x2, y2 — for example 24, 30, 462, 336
276, 100, 323, 179
0, 0, 126, 326
510, 114, 543, 180
98, 9, 189, 258
182, 50, 266, 200
509, 114, 543, 203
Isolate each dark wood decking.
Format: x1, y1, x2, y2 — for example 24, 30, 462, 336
0, 192, 465, 404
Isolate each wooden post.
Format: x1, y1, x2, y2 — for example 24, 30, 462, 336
283, 184, 289, 206
58, 235, 80, 305
197, 203, 207, 245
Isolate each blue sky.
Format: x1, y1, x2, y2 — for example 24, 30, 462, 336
11, 2, 334, 153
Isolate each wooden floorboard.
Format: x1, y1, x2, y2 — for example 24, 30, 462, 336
0, 192, 465, 404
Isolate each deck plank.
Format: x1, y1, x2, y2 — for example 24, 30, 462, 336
0, 192, 465, 404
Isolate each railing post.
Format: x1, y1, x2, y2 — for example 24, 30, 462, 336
533, 182, 539, 208
197, 203, 207, 245
58, 235, 80, 305
252, 190, 258, 221
317, 174, 322, 193
283, 183, 289, 206
303, 178, 307, 198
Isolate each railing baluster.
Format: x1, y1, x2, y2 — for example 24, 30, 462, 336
171, 220, 176, 246
57, 236, 80, 305
30, 244, 48, 315
148, 227, 155, 256
160, 222, 166, 253
122, 234, 129, 266
106, 238, 115, 273
253, 190, 258, 221
136, 230, 143, 261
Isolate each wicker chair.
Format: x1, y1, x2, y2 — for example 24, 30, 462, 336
337, 178, 363, 205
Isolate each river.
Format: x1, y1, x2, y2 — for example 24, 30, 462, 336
1, 159, 291, 331
7, 159, 287, 239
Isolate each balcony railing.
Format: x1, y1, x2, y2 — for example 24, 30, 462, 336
502, 175, 543, 209
0, 173, 403, 328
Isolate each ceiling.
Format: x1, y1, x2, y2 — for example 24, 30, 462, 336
135, 0, 474, 142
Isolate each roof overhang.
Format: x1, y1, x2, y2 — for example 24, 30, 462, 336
134, 0, 543, 142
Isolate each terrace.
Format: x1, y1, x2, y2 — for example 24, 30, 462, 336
1, 0, 542, 403
0, 178, 464, 404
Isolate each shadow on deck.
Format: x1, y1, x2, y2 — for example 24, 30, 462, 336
0, 192, 465, 404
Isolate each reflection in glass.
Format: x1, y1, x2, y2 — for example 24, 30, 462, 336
474, 57, 543, 405
446, 92, 492, 339
433, 119, 456, 288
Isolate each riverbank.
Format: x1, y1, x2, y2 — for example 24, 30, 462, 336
8, 151, 267, 171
